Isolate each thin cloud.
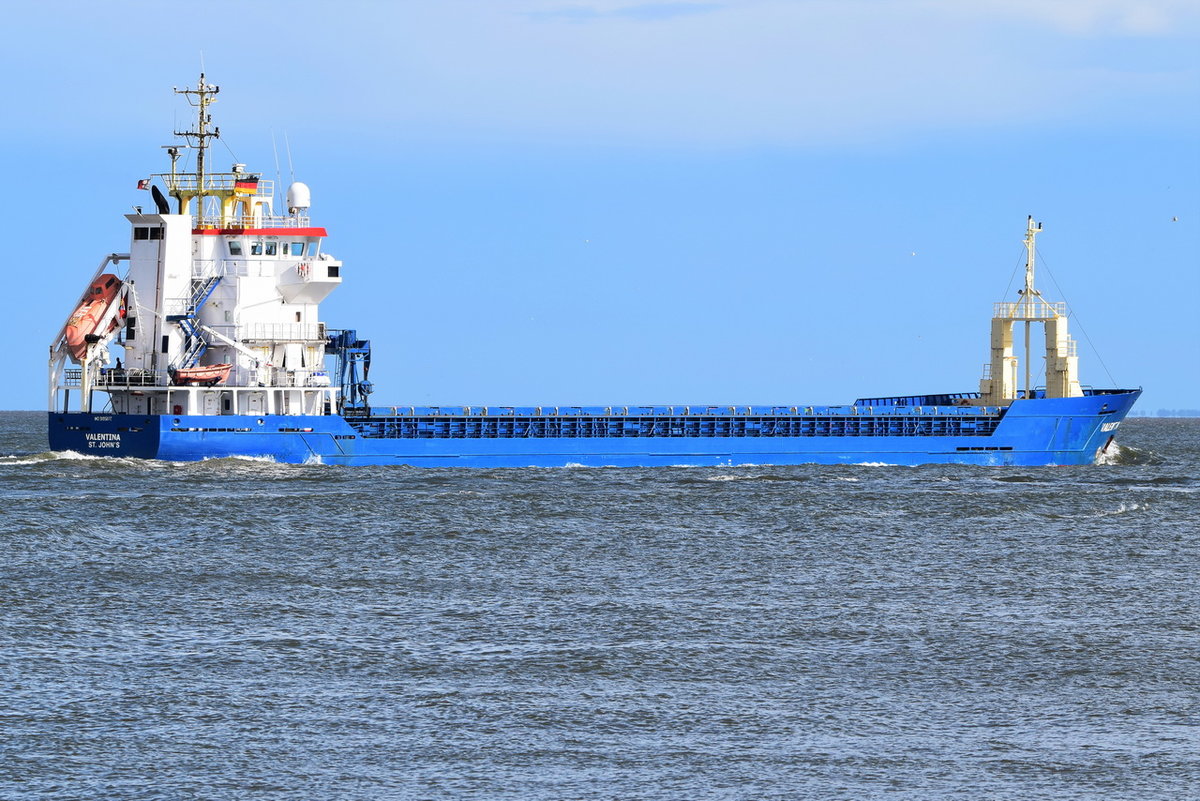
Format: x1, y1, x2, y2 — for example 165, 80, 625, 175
930, 0, 1200, 36
525, 2, 724, 23
414, 0, 1198, 146
9, 0, 1195, 148
614, 3, 724, 21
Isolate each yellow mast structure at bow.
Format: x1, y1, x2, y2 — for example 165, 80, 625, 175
980, 216, 1082, 405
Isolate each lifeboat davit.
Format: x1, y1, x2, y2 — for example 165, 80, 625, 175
65, 274, 125, 360
170, 363, 233, 386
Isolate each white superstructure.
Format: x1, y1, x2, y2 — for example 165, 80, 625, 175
48, 74, 343, 418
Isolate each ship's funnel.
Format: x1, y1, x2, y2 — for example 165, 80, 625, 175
286, 181, 311, 214
151, 185, 171, 214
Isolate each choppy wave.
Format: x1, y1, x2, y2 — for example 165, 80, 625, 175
0, 450, 170, 468
208, 453, 279, 463
0, 450, 107, 465
1103, 475, 1196, 488
992, 474, 1042, 483
704, 472, 815, 483
1097, 440, 1164, 466
0, 452, 62, 467
1098, 501, 1144, 516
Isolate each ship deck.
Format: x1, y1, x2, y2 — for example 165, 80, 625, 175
345, 402, 1007, 440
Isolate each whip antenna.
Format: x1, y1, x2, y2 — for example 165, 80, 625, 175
284, 132, 295, 183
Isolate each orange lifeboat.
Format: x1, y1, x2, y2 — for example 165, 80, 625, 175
65, 274, 125, 360
170, 363, 233, 386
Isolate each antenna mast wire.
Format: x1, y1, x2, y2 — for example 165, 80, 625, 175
284, 132, 295, 183
271, 130, 283, 215
1036, 248, 1119, 388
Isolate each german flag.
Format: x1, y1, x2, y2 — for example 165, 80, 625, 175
234, 174, 260, 194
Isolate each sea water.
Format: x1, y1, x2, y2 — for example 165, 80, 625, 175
1, 411, 1197, 800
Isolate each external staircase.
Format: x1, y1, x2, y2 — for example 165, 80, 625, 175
167, 274, 222, 368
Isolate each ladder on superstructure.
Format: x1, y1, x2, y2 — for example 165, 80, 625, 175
170, 274, 222, 368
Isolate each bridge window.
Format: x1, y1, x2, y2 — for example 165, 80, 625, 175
228, 240, 243, 256
250, 242, 263, 256
265, 242, 277, 256
292, 241, 307, 256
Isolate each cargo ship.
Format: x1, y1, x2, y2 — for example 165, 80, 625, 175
47, 76, 1140, 466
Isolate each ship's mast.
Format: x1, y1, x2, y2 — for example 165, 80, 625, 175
1021, 215, 1042, 397
173, 74, 220, 218
979, 216, 1081, 405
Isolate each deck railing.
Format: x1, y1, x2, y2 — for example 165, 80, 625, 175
160, 173, 276, 195
192, 213, 313, 229
993, 300, 1067, 320
154, 172, 317, 229
64, 366, 331, 390
238, 323, 326, 342
61, 368, 172, 388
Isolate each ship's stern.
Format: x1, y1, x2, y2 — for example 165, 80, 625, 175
47, 412, 162, 458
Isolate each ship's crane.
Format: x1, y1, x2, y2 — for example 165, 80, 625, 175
326, 329, 372, 414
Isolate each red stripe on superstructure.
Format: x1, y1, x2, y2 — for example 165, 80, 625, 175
192, 227, 328, 236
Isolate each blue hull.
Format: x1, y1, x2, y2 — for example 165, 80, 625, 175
47, 390, 1140, 467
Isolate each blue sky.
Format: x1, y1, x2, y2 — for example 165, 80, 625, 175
3, 0, 1197, 411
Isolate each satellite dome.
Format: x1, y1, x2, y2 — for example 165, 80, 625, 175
286, 181, 311, 213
